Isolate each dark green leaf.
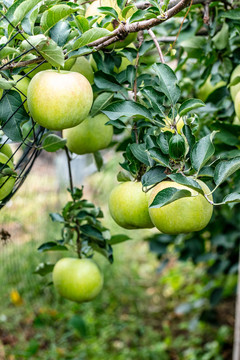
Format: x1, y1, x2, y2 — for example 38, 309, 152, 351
80, 224, 104, 241
102, 101, 152, 121
141, 167, 166, 187
222, 9, 240, 20
167, 174, 204, 194
49, 20, 71, 47
214, 157, 240, 187
129, 143, 150, 165
34, 263, 54, 276
42, 134, 66, 152
93, 151, 103, 171
148, 148, 170, 168
153, 63, 180, 105
50, 213, 65, 223
91, 92, 114, 117
222, 193, 240, 205
109, 234, 131, 245
149, 187, 192, 208
190, 132, 217, 173
179, 98, 205, 117
37, 242, 68, 252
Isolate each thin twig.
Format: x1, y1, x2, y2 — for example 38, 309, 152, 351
148, 29, 165, 63
65, 146, 74, 193
203, 0, 210, 24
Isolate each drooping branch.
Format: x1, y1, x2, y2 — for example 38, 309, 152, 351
148, 29, 165, 63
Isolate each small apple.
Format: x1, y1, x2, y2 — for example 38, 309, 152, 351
148, 180, 213, 234
64, 57, 94, 84
85, 0, 137, 49
108, 181, 154, 229
52, 257, 103, 303
197, 75, 226, 102
63, 113, 113, 154
0, 152, 15, 201
230, 64, 240, 101
12, 75, 30, 112
0, 144, 13, 159
27, 70, 93, 130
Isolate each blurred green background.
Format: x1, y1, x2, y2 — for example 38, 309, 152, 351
0, 153, 235, 360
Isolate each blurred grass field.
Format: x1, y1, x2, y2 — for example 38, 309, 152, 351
0, 153, 235, 359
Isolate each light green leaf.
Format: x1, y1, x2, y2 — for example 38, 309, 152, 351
41, 4, 77, 34
12, 0, 42, 26
72, 28, 111, 50
0, 78, 16, 90
117, 171, 131, 182
149, 187, 192, 208
42, 134, 66, 152
39, 39, 65, 67
75, 15, 90, 33
20, 34, 48, 51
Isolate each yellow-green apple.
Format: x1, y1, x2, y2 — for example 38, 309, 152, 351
27, 70, 93, 130
85, 0, 137, 49
234, 91, 240, 119
64, 57, 94, 84
0, 153, 15, 201
108, 181, 154, 229
230, 64, 240, 101
197, 75, 226, 102
63, 113, 113, 154
52, 258, 103, 303
0, 144, 13, 159
12, 75, 30, 112
149, 180, 213, 234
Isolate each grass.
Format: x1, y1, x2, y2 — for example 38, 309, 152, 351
0, 154, 235, 359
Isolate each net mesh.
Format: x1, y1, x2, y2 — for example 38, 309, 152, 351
0, 14, 46, 210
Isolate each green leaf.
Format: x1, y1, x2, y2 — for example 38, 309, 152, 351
153, 63, 180, 105
80, 224, 105, 241
109, 234, 131, 245
214, 157, 240, 187
129, 143, 150, 165
21, 5, 39, 35
148, 148, 170, 168
167, 174, 204, 194
20, 34, 48, 51
198, 166, 214, 178
49, 20, 71, 47
75, 15, 90, 33
41, 4, 76, 34
91, 92, 114, 117
179, 98, 205, 117
98, 6, 118, 20
0, 47, 19, 60
93, 151, 103, 171
102, 100, 152, 121
0, 91, 26, 142
42, 134, 66, 152
190, 132, 217, 173
34, 262, 54, 276
94, 72, 122, 92
212, 22, 229, 50
72, 28, 111, 50
228, 76, 240, 87
0, 78, 16, 90
149, 187, 192, 208
117, 171, 131, 182
141, 167, 166, 187
12, 0, 42, 26
39, 39, 65, 67
222, 9, 240, 20
222, 193, 240, 205
37, 241, 68, 252
50, 213, 65, 223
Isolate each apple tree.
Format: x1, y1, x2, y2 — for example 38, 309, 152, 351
0, 0, 240, 317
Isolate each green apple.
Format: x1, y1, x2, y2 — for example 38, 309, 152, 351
52, 257, 103, 303
27, 70, 93, 130
234, 91, 240, 119
148, 180, 213, 235
0, 152, 15, 201
85, 0, 137, 49
230, 64, 240, 101
0, 144, 13, 159
64, 57, 94, 84
12, 75, 30, 112
108, 181, 154, 229
63, 113, 113, 154
197, 75, 226, 102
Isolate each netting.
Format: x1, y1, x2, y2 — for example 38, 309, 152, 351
0, 14, 46, 210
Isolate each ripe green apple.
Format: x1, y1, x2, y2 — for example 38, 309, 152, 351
52, 257, 103, 303
12, 75, 30, 112
148, 180, 213, 235
0, 144, 13, 159
197, 75, 226, 102
230, 64, 240, 101
85, 0, 137, 49
63, 113, 113, 154
234, 91, 240, 119
0, 153, 15, 201
27, 70, 93, 130
108, 181, 154, 229
64, 57, 94, 84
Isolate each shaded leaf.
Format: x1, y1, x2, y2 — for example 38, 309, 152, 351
149, 187, 191, 208
102, 100, 152, 121
153, 63, 180, 105
179, 98, 205, 117
190, 132, 217, 172
141, 166, 166, 187
214, 157, 240, 187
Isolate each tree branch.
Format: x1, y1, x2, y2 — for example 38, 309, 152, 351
148, 29, 165, 63
0, 56, 45, 71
